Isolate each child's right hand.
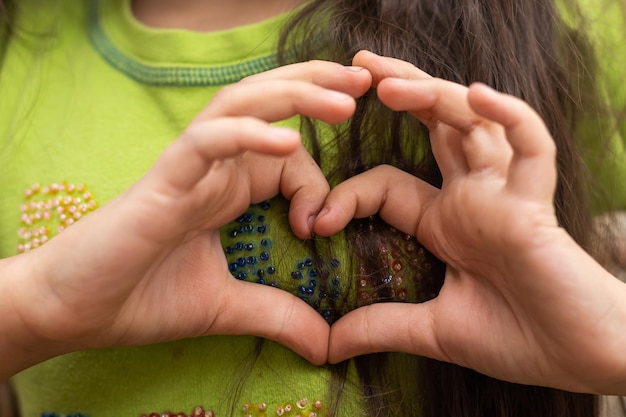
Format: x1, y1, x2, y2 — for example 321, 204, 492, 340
0, 61, 372, 379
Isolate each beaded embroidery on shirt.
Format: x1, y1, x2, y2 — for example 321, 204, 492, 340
221, 198, 346, 322
221, 197, 444, 323
136, 399, 326, 417
40, 399, 328, 417
17, 183, 98, 253
242, 398, 327, 417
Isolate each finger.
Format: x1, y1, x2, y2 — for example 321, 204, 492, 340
199, 79, 358, 124
467, 83, 557, 198
281, 148, 330, 239
241, 60, 372, 99
378, 78, 512, 174
352, 50, 432, 87
327, 302, 445, 363
313, 165, 439, 237
150, 117, 301, 192
242, 145, 330, 239
213, 279, 330, 365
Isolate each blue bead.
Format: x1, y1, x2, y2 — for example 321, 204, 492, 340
261, 238, 271, 247
260, 251, 270, 261
235, 243, 244, 251
333, 289, 342, 297
332, 277, 340, 286
298, 286, 307, 295
244, 224, 254, 233
237, 215, 247, 223
247, 256, 257, 265
319, 292, 328, 299
267, 266, 276, 274
225, 246, 233, 254
229, 263, 239, 272
323, 310, 332, 320
236, 272, 247, 280
304, 258, 313, 267
270, 282, 279, 288
309, 269, 318, 278
237, 257, 247, 267
309, 279, 317, 288
305, 288, 315, 296
300, 296, 310, 303
256, 270, 265, 279
291, 271, 303, 280
257, 278, 266, 285
297, 262, 305, 270
246, 214, 254, 222
229, 230, 238, 238
245, 243, 254, 251
261, 201, 271, 210
380, 275, 393, 285
330, 259, 341, 268
258, 215, 266, 222
258, 225, 267, 233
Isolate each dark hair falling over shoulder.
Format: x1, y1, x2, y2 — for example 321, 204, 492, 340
278, 0, 606, 416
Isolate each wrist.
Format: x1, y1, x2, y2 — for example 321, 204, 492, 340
0, 252, 74, 379
507, 230, 626, 395
588, 277, 626, 395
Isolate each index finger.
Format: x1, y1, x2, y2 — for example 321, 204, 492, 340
352, 50, 432, 87
241, 60, 373, 98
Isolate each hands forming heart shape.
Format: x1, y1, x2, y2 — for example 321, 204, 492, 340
4, 51, 626, 394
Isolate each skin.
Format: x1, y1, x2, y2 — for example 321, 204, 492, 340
0, 60, 372, 380
131, 0, 302, 31
315, 51, 626, 395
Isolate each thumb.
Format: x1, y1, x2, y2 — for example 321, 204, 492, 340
327, 302, 445, 363
211, 278, 330, 365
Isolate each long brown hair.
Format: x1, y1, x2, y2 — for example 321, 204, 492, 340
277, 0, 607, 416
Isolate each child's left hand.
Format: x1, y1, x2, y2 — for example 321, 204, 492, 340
315, 52, 626, 395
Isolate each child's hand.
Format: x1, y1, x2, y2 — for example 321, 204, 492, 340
1, 61, 372, 378
316, 53, 626, 394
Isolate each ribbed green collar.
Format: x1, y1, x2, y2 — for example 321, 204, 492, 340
88, 0, 296, 86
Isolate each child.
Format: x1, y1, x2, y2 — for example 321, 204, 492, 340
0, 0, 624, 416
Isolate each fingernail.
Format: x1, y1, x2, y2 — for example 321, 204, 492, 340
308, 214, 316, 230
346, 66, 365, 72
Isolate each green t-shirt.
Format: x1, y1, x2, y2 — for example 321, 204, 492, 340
0, 1, 624, 417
